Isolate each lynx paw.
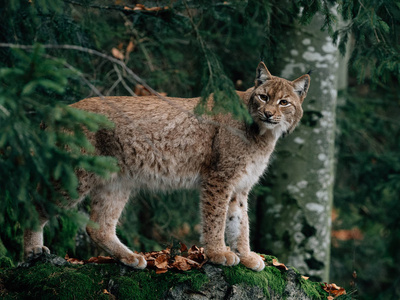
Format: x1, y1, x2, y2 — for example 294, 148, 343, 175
25, 246, 50, 260
120, 253, 147, 269
240, 252, 265, 271
207, 250, 240, 267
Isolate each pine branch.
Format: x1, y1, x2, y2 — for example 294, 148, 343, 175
112, 64, 137, 97
0, 43, 182, 111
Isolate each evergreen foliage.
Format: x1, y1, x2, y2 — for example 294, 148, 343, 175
0, 44, 118, 238
334, 0, 400, 84
332, 86, 400, 300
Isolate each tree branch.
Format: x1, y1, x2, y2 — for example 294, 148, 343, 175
62, 0, 169, 14
112, 64, 137, 97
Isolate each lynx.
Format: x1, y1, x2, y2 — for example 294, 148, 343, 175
24, 62, 310, 271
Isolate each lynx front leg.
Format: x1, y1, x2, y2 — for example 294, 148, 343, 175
24, 217, 50, 259
226, 192, 265, 271
86, 181, 146, 269
201, 179, 240, 267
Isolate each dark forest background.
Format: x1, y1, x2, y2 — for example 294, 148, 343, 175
1, 1, 399, 299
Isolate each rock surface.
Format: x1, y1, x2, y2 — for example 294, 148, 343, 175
165, 265, 312, 300
0, 253, 328, 299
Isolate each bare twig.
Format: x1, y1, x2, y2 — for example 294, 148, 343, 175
183, 0, 213, 81
106, 77, 122, 96
112, 64, 137, 96
43, 53, 104, 98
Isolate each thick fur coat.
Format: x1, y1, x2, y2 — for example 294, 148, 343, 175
24, 62, 310, 271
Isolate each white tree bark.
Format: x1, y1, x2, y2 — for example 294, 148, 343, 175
259, 12, 339, 281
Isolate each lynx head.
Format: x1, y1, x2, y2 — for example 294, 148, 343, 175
249, 62, 310, 138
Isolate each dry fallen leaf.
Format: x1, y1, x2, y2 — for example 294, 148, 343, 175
302, 276, 309, 280
331, 228, 363, 241
180, 242, 188, 253
103, 289, 110, 295
154, 254, 169, 269
66, 244, 207, 273
155, 268, 168, 274
126, 40, 135, 57
85, 256, 117, 264
64, 254, 84, 265
134, 84, 151, 96
111, 47, 124, 60
322, 282, 346, 297
272, 258, 289, 271
129, 4, 168, 12
171, 256, 192, 271
133, 4, 145, 10
134, 84, 167, 97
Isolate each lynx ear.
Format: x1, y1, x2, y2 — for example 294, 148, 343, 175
292, 74, 311, 99
255, 62, 273, 87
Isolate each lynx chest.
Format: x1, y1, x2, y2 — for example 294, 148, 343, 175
235, 153, 272, 192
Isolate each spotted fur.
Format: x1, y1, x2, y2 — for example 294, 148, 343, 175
23, 62, 310, 271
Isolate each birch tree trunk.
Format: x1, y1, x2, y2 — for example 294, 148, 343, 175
257, 12, 339, 282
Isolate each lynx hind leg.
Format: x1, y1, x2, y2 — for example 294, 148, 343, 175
23, 170, 97, 260
226, 193, 265, 271
24, 218, 50, 260
86, 180, 146, 269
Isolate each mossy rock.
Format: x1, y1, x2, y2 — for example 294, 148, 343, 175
0, 256, 13, 268
0, 253, 331, 299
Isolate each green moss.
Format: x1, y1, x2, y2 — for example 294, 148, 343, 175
116, 271, 169, 300
41, 269, 104, 299
262, 254, 278, 265
3, 263, 109, 299
0, 255, 332, 299
113, 276, 141, 299
298, 276, 327, 300
290, 267, 328, 300
0, 259, 209, 299
223, 256, 286, 299
175, 269, 209, 291
0, 256, 14, 268
0, 239, 7, 257
223, 255, 332, 300
115, 268, 209, 299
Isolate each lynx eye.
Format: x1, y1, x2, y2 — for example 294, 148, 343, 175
257, 94, 269, 102
279, 99, 290, 107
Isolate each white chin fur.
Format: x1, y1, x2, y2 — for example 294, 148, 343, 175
263, 122, 277, 130
260, 120, 289, 139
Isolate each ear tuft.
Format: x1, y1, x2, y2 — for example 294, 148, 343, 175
255, 62, 272, 87
292, 74, 310, 98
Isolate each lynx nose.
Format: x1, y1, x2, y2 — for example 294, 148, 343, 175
264, 111, 274, 119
